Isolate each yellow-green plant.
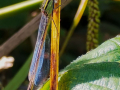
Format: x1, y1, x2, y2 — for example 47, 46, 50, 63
86, 0, 100, 51
1, 0, 120, 90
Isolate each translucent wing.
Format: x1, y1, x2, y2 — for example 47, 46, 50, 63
28, 10, 50, 90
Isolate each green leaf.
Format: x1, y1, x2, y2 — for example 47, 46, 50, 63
59, 62, 120, 90
41, 35, 120, 90
4, 53, 32, 90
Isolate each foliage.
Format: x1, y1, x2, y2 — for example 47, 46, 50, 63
0, 0, 120, 90
41, 35, 120, 90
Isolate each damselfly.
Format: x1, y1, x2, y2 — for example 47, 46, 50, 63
27, 1, 52, 90
27, 0, 62, 89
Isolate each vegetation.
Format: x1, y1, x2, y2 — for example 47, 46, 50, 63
0, 0, 120, 90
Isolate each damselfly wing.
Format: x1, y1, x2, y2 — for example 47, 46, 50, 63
27, 9, 50, 90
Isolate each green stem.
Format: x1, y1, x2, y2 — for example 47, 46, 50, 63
59, 24, 75, 57
60, 0, 88, 57
0, 0, 43, 19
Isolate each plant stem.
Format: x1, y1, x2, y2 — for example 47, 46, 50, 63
50, 0, 61, 90
0, 0, 43, 19
60, 0, 88, 57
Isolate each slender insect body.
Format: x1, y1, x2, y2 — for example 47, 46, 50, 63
28, 0, 61, 89
28, 9, 50, 90
34, 12, 50, 86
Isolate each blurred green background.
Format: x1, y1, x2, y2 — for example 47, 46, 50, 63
0, 0, 120, 89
